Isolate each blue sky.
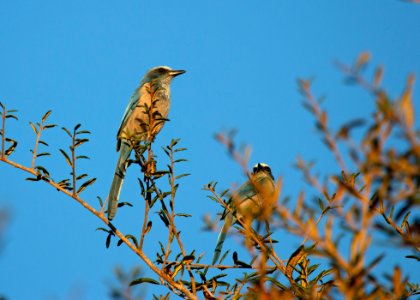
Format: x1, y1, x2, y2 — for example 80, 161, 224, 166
1, 0, 419, 299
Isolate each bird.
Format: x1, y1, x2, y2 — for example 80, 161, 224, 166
211, 163, 276, 266
107, 66, 185, 220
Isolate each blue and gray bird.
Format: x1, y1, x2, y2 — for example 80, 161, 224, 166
211, 163, 276, 265
108, 66, 185, 220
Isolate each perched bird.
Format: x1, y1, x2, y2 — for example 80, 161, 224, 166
211, 163, 276, 265
108, 66, 185, 220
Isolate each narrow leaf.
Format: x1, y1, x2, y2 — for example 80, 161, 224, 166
117, 201, 133, 208
125, 234, 138, 247
77, 178, 96, 194
175, 173, 190, 180
59, 149, 72, 167
129, 278, 160, 286
36, 152, 50, 157
42, 110, 52, 122
76, 130, 91, 135
175, 213, 192, 218
286, 245, 305, 280
5, 139, 17, 156
106, 232, 112, 248
29, 122, 38, 134
76, 155, 90, 160
62, 127, 72, 137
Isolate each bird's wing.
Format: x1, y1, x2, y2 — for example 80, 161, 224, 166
116, 87, 142, 140
236, 180, 257, 200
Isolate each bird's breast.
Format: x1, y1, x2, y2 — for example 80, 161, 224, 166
118, 83, 171, 141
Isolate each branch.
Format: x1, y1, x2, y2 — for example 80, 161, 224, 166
0, 155, 197, 299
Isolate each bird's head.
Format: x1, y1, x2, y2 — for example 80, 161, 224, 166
252, 162, 274, 179
141, 66, 186, 85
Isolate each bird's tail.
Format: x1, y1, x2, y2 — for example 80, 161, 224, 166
212, 213, 235, 266
108, 142, 132, 220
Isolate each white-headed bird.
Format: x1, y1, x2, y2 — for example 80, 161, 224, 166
108, 66, 185, 220
211, 163, 276, 265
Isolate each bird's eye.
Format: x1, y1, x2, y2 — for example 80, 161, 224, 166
157, 68, 167, 74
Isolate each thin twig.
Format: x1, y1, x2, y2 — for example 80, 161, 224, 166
0, 156, 197, 299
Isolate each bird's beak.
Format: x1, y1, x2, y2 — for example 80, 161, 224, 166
170, 69, 186, 77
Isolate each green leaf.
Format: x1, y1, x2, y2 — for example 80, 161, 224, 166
207, 195, 219, 203
313, 268, 333, 283
6, 114, 18, 120
106, 232, 113, 248
405, 255, 420, 261
44, 124, 56, 129
265, 277, 287, 290
401, 211, 411, 230
162, 191, 172, 198
35, 166, 50, 177
308, 263, 320, 275
76, 130, 91, 135
77, 178, 96, 194
175, 213, 192, 218
62, 127, 72, 137
59, 149, 72, 167
318, 198, 324, 211
286, 245, 305, 280
389, 206, 395, 219
125, 234, 138, 247
57, 179, 71, 188
39, 140, 49, 146
129, 277, 160, 286
29, 122, 38, 134
36, 152, 50, 157
220, 189, 230, 198
74, 138, 89, 148
175, 173, 190, 180
174, 158, 188, 163
218, 250, 229, 264
96, 227, 110, 233
97, 196, 103, 207
5, 138, 17, 156
158, 211, 170, 227
117, 201, 133, 208
76, 155, 90, 160
74, 124, 81, 131
169, 138, 180, 148
42, 110, 52, 123
162, 147, 170, 156
76, 173, 88, 180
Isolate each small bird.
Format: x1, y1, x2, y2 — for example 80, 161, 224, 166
108, 66, 185, 220
211, 163, 276, 266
